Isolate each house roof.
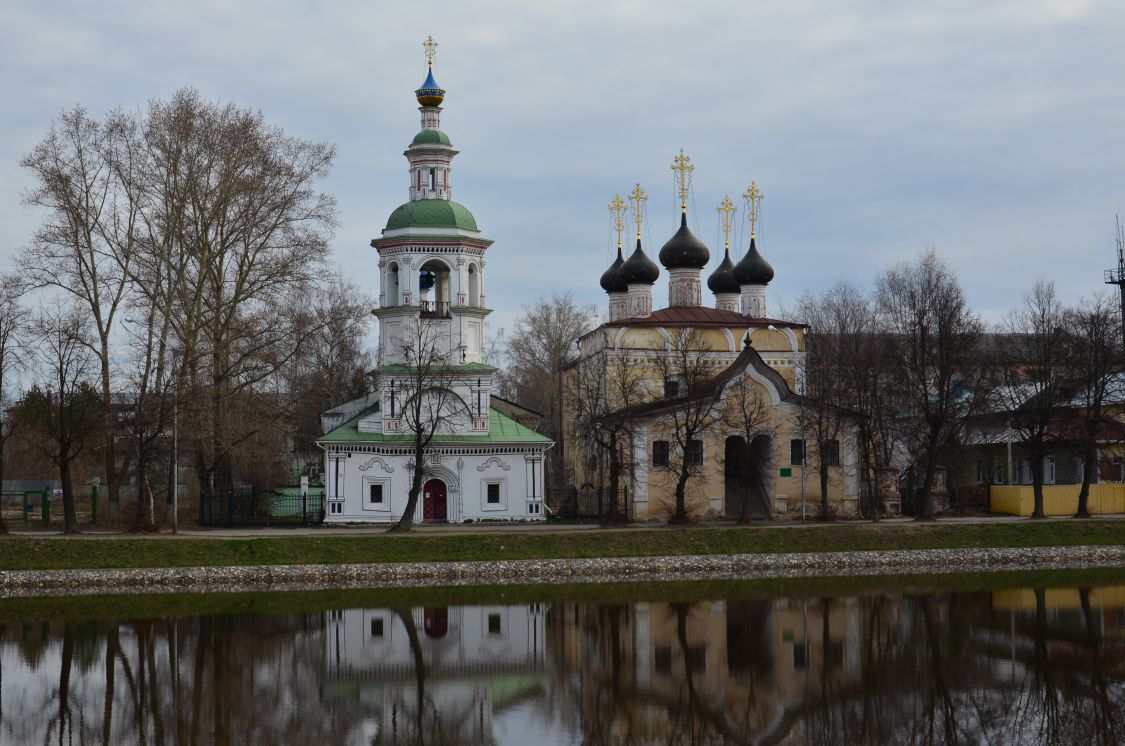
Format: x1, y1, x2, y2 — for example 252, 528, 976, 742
605, 305, 804, 329
609, 342, 799, 420
317, 402, 552, 445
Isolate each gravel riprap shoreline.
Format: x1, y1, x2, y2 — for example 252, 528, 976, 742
2, 544, 1124, 598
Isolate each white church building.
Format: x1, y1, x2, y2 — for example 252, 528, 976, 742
317, 39, 551, 524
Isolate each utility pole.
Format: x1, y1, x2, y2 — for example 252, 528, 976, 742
1102, 214, 1125, 350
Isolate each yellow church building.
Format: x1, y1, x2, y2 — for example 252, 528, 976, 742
560, 163, 859, 521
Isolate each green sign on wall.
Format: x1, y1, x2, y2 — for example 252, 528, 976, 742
779, 467, 792, 477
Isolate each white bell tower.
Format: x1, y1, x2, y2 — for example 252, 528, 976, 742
369, 37, 494, 437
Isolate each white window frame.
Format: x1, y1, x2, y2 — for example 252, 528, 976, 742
362, 477, 392, 512
481, 478, 507, 512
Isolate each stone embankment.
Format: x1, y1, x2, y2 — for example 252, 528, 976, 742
2, 545, 1124, 598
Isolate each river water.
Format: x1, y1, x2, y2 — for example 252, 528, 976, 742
2, 577, 1123, 745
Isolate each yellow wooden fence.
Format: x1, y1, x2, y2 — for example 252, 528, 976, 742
990, 483, 1125, 516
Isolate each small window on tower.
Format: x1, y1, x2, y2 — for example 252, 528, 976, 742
664, 379, 679, 399
429, 168, 436, 189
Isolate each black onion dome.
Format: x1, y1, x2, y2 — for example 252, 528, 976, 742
732, 236, 774, 285
707, 248, 740, 293
659, 213, 710, 269
600, 247, 628, 292
619, 239, 660, 285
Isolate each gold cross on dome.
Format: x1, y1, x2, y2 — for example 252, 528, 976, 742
628, 184, 648, 240
424, 36, 438, 67
670, 148, 694, 213
743, 181, 764, 238
608, 195, 627, 249
716, 196, 737, 251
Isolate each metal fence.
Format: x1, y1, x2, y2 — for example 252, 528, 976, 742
198, 487, 326, 527
545, 486, 630, 519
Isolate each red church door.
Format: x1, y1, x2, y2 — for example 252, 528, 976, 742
422, 479, 447, 521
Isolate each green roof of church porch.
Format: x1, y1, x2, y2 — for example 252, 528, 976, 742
316, 402, 552, 445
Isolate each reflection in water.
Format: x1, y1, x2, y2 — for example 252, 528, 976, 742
1, 587, 1123, 744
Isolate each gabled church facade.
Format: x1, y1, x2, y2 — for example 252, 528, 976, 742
561, 175, 861, 520
317, 40, 551, 523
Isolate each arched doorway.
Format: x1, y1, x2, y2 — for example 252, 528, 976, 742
423, 607, 449, 638
725, 435, 772, 520
422, 478, 448, 521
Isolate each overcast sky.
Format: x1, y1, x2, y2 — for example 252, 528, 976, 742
3, 0, 1124, 342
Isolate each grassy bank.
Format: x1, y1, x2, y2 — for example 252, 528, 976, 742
1, 520, 1124, 571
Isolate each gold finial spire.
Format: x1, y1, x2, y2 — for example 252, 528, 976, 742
628, 183, 648, 240
670, 148, 694, 213
717, 195, 737, 252
743, 181, 764, 238
424, 36, 438, 67
608, 195, 627, 249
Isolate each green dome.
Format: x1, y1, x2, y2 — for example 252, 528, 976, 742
385, 200, 478, 231
410, 129, 452, 146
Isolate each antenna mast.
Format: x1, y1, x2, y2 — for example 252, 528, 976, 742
1107, 211, 1125, 348
1104, 214, 1125, 349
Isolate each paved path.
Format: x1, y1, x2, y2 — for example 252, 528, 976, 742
5, 513, 1124, 539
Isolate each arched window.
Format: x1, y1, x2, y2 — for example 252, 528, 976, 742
386, 262, 400, 306
419, 259, 452, 317
468, 263, 480, 307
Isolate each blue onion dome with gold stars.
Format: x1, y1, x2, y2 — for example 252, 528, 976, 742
415, 66, 445, 107
733, 236, 774, 285
620, 239, 660, 284
707, 247, 740, 293
659, 213, 710, 269
600, 247, 628, 292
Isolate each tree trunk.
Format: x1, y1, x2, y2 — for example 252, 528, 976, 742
102, 624, 118, 746
133, 446, 154, 532
0, 440, 7, 534
60, 456, 80, 534
58, 622, 75, 742
101, 345, 120, 524
1075, 444, 1095, 518
602, 433, 624, 525
917, 441, 939, 521
1031, 444, 1046, 519
391, 456, 425, 532
819, 444, 830, 521
672, 465, 690, 524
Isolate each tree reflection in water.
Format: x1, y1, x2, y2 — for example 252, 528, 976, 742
0, 586, 1123, 745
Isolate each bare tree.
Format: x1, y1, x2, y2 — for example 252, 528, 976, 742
501, 293, 596, 485
18, 303, 102, 533
796, 286, 861, 520
283, 277, 373, 470
0, 276, 29, 534
1064, 293, 1123, 518
652, 327, 725, 524
570, 347, 646, 522
995, 280, 1069, 519
19, 106, 132, 521
877, 250, 983, 520
390, 317, 463, 532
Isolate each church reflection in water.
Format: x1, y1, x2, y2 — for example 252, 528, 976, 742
2, 586, 1124, 744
